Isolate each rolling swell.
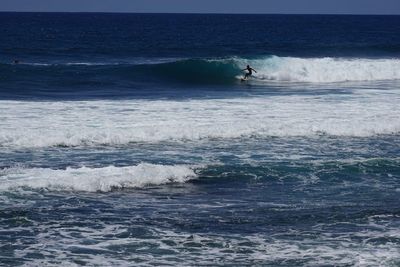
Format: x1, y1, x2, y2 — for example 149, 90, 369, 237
135, 59, 241, 84
2, 56, 400, 92
0, 58, 242, 95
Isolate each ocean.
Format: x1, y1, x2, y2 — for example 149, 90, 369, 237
0, 13, 400, 266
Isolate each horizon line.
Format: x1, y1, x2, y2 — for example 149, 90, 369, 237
0, 11, 399, 16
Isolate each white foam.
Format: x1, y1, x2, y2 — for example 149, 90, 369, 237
232, 56, 400, 83
0, 163, 198, 192
0, 93, 399, 148
21, 57, 182, 67
15, 226, 400, 266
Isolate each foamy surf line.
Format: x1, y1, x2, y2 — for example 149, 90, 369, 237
233, 56, 400, 83
0, 96, 399, 148
0, 163, 199, 192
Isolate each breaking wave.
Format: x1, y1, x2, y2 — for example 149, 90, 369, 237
245, 56, 400, 83
0, 163, 198, 192
3, 56, 400, 86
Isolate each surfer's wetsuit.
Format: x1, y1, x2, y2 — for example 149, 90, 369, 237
243, 65, 257, 80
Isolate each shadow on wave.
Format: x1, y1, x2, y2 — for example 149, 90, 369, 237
0, 59, 243, 87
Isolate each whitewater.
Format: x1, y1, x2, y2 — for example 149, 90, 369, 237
232, 56, 400, 82
1, 85, 399, 148
1, 13, 400, 267
1, 55, 400, 267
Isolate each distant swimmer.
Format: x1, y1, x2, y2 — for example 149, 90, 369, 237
242, 65, 257, 81
13, 60, 20, 64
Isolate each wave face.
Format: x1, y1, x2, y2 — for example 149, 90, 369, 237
0, 164, 198, 192
2, 56, 400, 95
137, 56, 400, 83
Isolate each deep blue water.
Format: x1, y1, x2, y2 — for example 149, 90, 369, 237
0, 13, 400, 266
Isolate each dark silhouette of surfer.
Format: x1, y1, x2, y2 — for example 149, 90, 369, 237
242, 65, 257, 80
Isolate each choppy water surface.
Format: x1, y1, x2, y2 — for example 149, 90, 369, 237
0, 13, 400, 266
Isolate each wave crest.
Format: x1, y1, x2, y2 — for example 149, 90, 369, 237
0, 164, 198, 192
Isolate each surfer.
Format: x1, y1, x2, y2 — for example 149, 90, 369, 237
242, 65, 257, 80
